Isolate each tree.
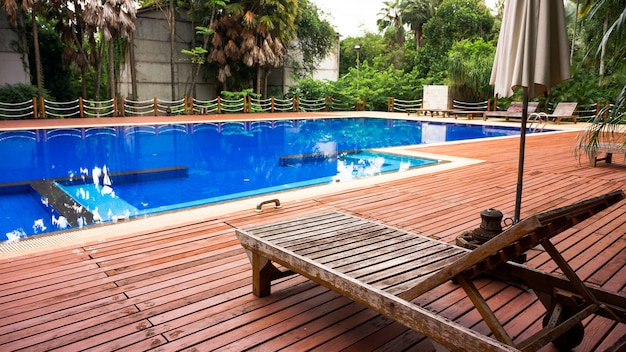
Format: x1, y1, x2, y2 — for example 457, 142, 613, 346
83, 0, 136, 100
400, 0, 438, 50
291, 0, 336, 76
416, 0, 494, 82
338, 34, 386, 76
207, 0, 299, 96
377, 0, 405, 47
25, 17, 75, 100
579, 0, 626, 80
447, 39, 494, 101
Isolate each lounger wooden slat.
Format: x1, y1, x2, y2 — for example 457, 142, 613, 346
236, 190, 626, 351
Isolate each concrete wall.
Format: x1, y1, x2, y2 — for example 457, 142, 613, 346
0, 10, 30, 86
120, 7, 340, 100
276, 35, 341, 94
118, 7, 215, 101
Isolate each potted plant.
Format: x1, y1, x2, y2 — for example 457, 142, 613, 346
575, 86, 626, 165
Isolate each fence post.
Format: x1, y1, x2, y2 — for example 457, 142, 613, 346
79, 97, 84, 118
120, 96, 125, 117
271, 97, 275, 113
40, 97, 45, 118
32, 97, 38, 119
113, 96, 118, 117
153, 97, 158, 116
188, 96, 193, 115
217, 96, 221, 114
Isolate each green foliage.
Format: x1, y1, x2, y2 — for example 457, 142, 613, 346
181, 46, 209, 65
221, 89, 263, 112
288, 60, 423, 111
0, 83, 50, 103
447, 39, 495, 101
547, 60, 619, 105
292, 0, 336, 76
339, 34, 387, 75
575, 85, 626, 163
285, 77, 333, 99
417, 0, 494, 82
220, 89, 259, 100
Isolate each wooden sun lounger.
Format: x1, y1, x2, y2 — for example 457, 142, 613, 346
588, 142, 626, 167
484, 102, 539, 121
545, 102, 578, 124
236, 190, 626, 351
408, 108, 450, 117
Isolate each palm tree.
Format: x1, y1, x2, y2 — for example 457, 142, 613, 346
207, 0, 298, 96
575, 0, 626, 162
241, 0, 298, 96
578, 0, 626, 80
82, 0, 136, 100
400, 0, 437, 50
377, 0, 405, 47
49, 0, 97, 98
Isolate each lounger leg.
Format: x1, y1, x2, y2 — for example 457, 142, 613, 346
251, 251, 273, 297
455, 273, 516, 347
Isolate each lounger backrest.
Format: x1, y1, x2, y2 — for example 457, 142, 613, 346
551, 102, 578, 116
506, 101, 539, 113
506, 102, 524, 112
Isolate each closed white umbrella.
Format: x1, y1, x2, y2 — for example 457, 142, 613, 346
490, 0, 571, 222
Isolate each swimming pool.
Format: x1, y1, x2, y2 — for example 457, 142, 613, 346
0, 117, 534, 241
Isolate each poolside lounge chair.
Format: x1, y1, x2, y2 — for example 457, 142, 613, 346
539, 102, 578, 124
587, 142, 626, 167
484, 101, 539, 121
236, 190, 626, 351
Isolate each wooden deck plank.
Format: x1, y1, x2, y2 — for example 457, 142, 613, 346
0, 118, 625, 351
250, 301, 370, 351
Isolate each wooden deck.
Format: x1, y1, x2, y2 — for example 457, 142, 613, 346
1, 115, 626, 351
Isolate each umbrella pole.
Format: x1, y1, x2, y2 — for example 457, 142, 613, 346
514, 88, 529, 223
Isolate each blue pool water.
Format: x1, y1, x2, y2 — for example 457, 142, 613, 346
0, 118, 533, 241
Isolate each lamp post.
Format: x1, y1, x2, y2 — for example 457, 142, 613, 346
354, 44, 361, 91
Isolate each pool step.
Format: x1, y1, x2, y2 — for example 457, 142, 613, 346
29, 181, 95, 227
55, 183, 140, 222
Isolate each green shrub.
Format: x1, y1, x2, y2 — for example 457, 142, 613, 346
0, 83, 51, 103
